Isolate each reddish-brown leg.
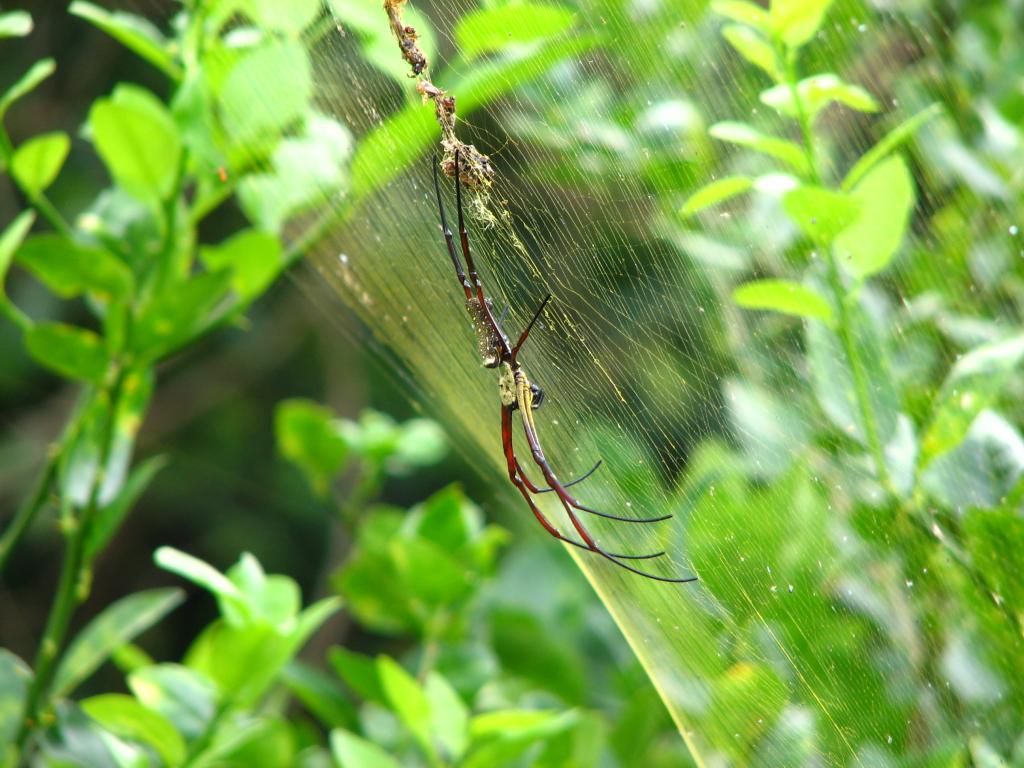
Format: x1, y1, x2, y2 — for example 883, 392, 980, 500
515, 402, 695, 583
501, 408, 662, 560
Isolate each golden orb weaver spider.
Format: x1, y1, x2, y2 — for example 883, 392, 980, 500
432, 153, 696, 584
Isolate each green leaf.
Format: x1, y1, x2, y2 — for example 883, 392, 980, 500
127, 664, 217, 743
328, 647, 386, 705
239, 0, 323, 35
709, 121, 810, 174
425, 672, 469, 762
761, 74, 879, 121
69, 1, 181, 80
390, 536, 474, 605
236, 115, 353, 235
132, 270, 233, 362
52, 588, 184, 698
350, 32, 603, 199
963, 506, 1024, 613
377, 656, 434, 755
922, 411, 1024, 510
200, 229, 284, 301
406, 484, 482, 551
732, 279, 833, 321
842, 103, 942, 191
335, 546, 417, 636
0, 58, 55, 118
281, 660, 356, 729
468, 709, 578, 746
96, 368, 154, 508
185, 597, 340, 708
769, 0, 834, 48
393, 418, 448, 470
781, 186, 860, 243
16, 234, 132, 302
274, 398, 349, 496
679, 176, 753, 217
25, 322, 109, 383
89, 85, 182, 201
970, 738, 1013, 768
85, 455, 166, 561
154, 546, 245, 607
225, 552, 300, 627
0, 210, 35, 304
81, 693, 186, 767
725, 378, 811, 478
721, 24, 779, 80
60, 394, 110, 506
330, 728, 403, 768
112, 643, 154, 674
921, 334, 1024, 464
455, 4, 576, 61
834, 155, 915, 279
489, 609, 585, 703
219, 40, 312, 144
711, 0, 770, 30
0, 11, 32, 38
185, 622, 283, 705
0, 651, 31, 750
11, 132, 70, 195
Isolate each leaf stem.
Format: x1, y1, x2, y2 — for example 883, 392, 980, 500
824, 254, 894, 493
0, 127, 74, 239
0, 449, 58, 573
0, 390, 93, 573
783, 48, 819, 185
15, 369, 126, 757
783, 45, 895, 494
14, 503, 89, 755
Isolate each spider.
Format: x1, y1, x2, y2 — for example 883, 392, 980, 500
432, 152, 696, 584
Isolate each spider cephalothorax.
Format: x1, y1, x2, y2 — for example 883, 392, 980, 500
432, 152, 695, 584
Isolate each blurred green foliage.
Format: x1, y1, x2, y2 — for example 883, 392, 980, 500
1, 0, 1024, 766
0, 0, 686, 765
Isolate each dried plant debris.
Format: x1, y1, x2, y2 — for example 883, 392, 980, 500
385, 0, 494, 190
383, 0, 427, 75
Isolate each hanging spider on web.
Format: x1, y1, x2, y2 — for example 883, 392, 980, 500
432, 153, 696, 584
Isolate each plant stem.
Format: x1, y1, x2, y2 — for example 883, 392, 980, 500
15, 370, 125, 756
783, 49, 819, 185
0, 391, 92, 573
0, 451, 58, 573
14, 504, 89, 753
824, 256, 895, 493
784, 46, 895, 494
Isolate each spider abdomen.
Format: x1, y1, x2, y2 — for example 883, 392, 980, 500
466, 297, 502, 368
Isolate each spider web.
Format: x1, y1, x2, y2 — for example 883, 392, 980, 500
121, 0, 1022, 762
298, 2, 1018, 764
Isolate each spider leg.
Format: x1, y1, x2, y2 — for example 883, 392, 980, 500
515, 389, 695, 583
528, 459, 602, 493
453, 152, 489, 308
432, 155, 472, 300
512, 294, 552, 360
452, 151, 512, 353
502, 407, 664, 561
513, 458, 668, 523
